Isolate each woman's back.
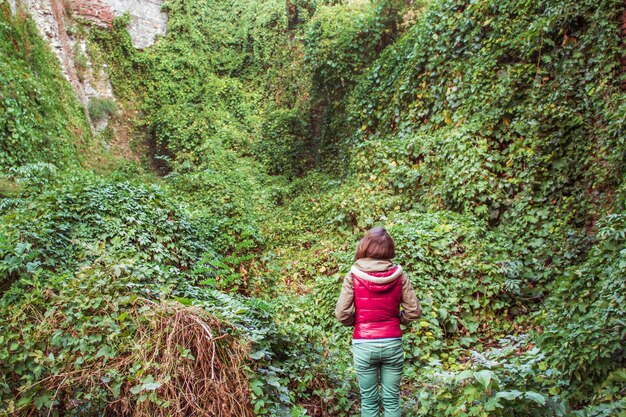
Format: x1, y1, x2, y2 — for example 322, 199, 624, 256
334, 227, 422, 417
352, 259, 403, 339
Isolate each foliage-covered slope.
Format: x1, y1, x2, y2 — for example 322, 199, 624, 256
347, 0, 624, 281
0, 4, 92, 171
271, 0, 626, 414
337, 0, 625, 413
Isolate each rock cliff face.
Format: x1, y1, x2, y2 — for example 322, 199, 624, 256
10, 0, 167, 133
7, 0, 17, 14
68, 0, 167, 49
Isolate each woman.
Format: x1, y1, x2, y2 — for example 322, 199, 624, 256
335, 226, 422, 417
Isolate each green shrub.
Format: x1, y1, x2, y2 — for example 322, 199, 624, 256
403, 335, 568, 416
0, 172, 209, 293
345, 0, 624, 296
87, 97, 117, 121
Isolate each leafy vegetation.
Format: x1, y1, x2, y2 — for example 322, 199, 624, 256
0, 4, 91, 170
1, 0, 624, 415
88, 97, 117, 122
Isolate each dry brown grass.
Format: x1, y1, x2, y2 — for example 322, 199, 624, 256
14, 298, 255, 417
109, 300, 255, 417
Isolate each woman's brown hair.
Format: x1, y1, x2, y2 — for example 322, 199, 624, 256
355, 226, 396, 260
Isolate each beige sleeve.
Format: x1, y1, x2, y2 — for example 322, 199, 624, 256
335, 272, 355, 326
400, 272, 422, 324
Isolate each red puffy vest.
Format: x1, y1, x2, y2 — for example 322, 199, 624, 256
352, 266, 403, 339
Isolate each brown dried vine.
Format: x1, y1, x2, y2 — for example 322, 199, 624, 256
107, 300, 255, 417
14, 299, 255, 417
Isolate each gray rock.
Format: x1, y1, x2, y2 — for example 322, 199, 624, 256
105, 0, 167, 49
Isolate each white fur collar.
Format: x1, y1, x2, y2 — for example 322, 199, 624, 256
351, 264, 403, 284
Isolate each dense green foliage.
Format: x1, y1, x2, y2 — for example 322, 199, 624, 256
256, 109, 311, 177
0, 5, 91, 170
341, 1, 626, 411
304, 0, 407, 165
540, 184, 626, 401
1, 0, 624, 415
347, 0, 625, 288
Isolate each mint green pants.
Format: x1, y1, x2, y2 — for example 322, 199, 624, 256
351, 339, 403, 417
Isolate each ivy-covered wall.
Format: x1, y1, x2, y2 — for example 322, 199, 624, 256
0, 3, 92, 170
